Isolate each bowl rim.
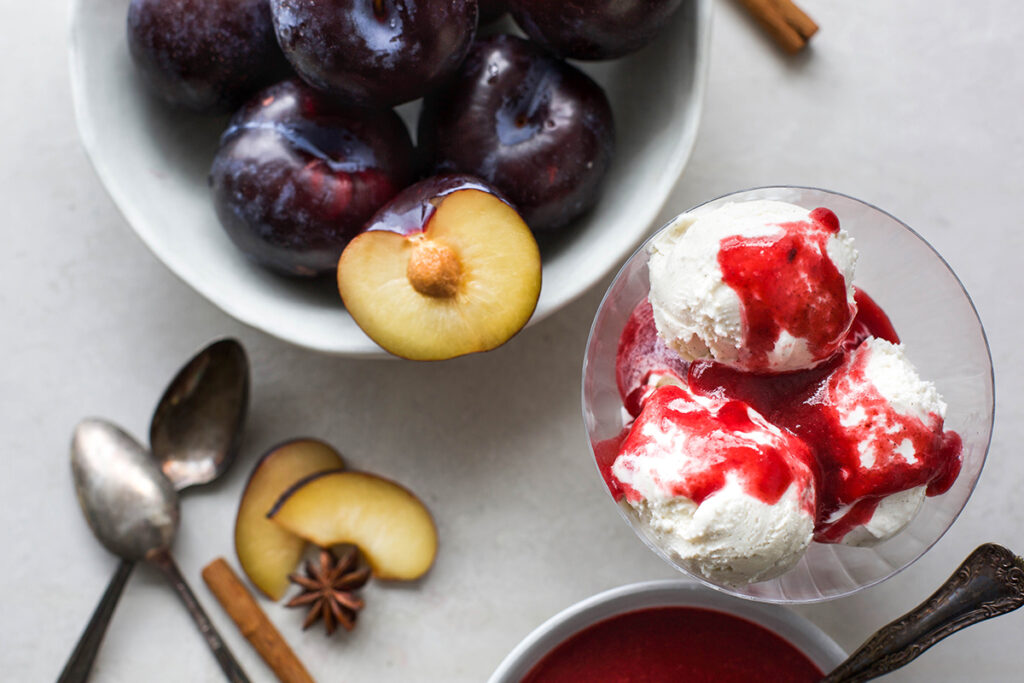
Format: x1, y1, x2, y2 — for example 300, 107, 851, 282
487, 578, 848, 682
66, 0, 714, 356
581, 184, 995, 603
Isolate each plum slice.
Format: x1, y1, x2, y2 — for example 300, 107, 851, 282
269, 471, 438, 581
234, 438, 345, 599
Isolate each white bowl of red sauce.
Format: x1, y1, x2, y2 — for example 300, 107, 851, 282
489, 580, 846, 682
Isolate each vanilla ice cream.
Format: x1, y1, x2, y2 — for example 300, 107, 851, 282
611, 383, 816, 584
603, 199, 964, 585
811, 337, 957, 545
647, 200, 858, 373
838, 486, 926, 547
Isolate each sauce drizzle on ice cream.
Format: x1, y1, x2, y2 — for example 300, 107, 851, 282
613, 385, 815, 512
686, 289, 962, 543
717, 207, 855, 372
614, 299, 690, 418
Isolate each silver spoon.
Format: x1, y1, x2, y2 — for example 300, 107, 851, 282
822, 543, 1024, 682
68, 418, 249, 682
150, 337, 249, 490
58, 339, 249, 682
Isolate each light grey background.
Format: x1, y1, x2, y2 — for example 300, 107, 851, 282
2, 0, 1022, 680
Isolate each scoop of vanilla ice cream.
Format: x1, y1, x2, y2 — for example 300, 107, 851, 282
611, 384, 816, 584
632, 478, 815, 584
839, 486, 926, 547
647, 200, 857, 372
819, 337, 950, 546
860, 337, 946, 423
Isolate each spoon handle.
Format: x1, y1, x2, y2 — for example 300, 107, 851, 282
57, 558, 135, 683
822, 543, 1024, 683
149, 549, 251, 683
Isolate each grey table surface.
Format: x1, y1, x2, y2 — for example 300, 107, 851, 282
2, 0, 1022, 681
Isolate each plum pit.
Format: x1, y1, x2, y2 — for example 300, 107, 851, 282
407, 240, 462, 298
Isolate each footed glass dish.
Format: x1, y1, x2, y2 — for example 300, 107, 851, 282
581, 186, 994, 603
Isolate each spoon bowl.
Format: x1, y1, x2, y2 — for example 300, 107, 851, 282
150, 338, 249, 490
71, 418, 179, 560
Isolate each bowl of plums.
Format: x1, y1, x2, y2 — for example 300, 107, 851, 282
69, 0, 711, 357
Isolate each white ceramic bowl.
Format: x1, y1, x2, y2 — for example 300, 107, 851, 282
68, 0, 711, 356
582, 187, 995, 603
489, 580, 847, 681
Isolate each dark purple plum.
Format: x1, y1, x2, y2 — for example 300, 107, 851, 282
479, 0, 508, 24
510, 0, 684, 60
127, 0, 288, 114
270, 0, 477, 107
210, 80, 415, 277
418, 34, 615, 234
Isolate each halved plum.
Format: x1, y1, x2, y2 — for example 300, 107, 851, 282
338, 175, 542, 360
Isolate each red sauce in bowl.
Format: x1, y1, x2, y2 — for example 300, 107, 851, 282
522, 606, 824, 682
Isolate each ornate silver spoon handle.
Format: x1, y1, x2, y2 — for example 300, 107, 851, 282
822, 543, 1024, 683
148, 548, 250, 683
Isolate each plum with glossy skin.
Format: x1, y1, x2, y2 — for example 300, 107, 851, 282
210, 80, 415, 277
338, 174, 541, 360
270, 0, 477, 106
418, 35, 615, 234
479, 0, 508, 24
510, 0, 684, 60
127, 0, 288, 113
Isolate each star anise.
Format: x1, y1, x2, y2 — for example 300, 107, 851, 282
285, 547, 370, 635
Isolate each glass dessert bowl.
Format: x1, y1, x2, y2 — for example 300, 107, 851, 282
581, 186, 994, 603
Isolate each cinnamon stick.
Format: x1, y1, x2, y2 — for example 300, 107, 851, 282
737, 0, 819, 54
772, 0, 818, 39
202, 558, 315, 683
